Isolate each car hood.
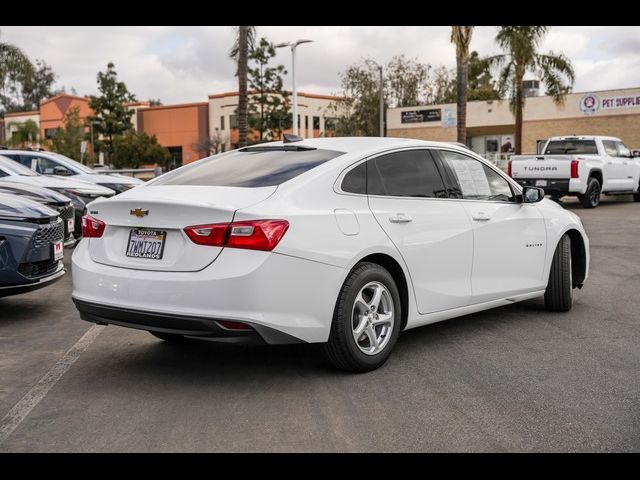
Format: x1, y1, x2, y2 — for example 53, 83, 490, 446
0, 193, 59, 220
4, 176, 114, 196
0, 180, 71, 204
71, 173, 145, 186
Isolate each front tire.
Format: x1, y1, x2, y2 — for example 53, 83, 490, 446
580, 177, 601, 208
323, 263, 402, 373
545, 234, 573, 312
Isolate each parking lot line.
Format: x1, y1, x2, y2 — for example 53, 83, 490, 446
0, 324, 104, 446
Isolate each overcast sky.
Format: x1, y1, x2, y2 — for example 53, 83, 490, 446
2, 26, 639, 105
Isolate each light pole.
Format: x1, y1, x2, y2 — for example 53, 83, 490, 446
378, 64, 384, 137
276, 39, 313, 137
89, 121, 100, 165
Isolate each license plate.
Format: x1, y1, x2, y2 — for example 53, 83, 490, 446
126, 229, 166, 260
67, 218, 75, 233
535, 180, 548, 187
53, 240, 64, 261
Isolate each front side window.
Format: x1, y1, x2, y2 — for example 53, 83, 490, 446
440, 150, 515, 202
615, 141, 631, 157
602, 140, 618, 157
367, 150, 447, 198
152, 147, 344, 188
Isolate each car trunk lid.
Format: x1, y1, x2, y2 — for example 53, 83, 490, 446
87, 185, 276, 271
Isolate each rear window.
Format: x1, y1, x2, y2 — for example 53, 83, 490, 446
151, 147, 344, 187
544, 140, 597, 155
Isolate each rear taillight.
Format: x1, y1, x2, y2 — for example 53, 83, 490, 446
183, 219, 289, 252
571, 160, 579, 179
508, 160, 512, 177
81, 215, 105, 238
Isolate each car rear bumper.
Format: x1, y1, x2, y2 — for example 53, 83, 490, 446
71, 240, 345, 344
0, 264, 65, 298
73, 299, 305, 344
514, 178, 585, 195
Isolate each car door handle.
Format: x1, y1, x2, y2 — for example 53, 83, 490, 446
389, 214, 412, 224
472, 212, 491, 221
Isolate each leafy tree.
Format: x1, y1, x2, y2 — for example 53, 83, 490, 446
0, 29, 34, 115
19, 59, 61, 111
467, 51, 501, 101
230, 26, 256, 148
451, 26, 474, 144
111, 130, 170, 169
490, 26, 574, 154
86, 62, 136, 162
329, 58, 385, 137
6, 119, 39, 147
425, 66, 457, 105
49, 106, 85, 161
248, 37, 291, 142
385, 54, 431, 108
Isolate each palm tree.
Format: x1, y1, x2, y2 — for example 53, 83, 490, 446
450, 26, 474, 145
230, 26, 255, 148
490, 26, 574, 154
0, 29, 33, 114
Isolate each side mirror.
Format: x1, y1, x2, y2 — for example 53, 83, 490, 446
53, 166, 71, 176
522, 186, 545, 204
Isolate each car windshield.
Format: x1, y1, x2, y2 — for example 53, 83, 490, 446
150, 147, 345, 187
0, 155, 39, 176
544, 140, 598, 155
49, 153, 96, 174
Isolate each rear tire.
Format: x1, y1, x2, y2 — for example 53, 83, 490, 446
634, 182, 640, 202
150, 331, 186, 342
545, 234, 573, 312
323, 262, 402, 373
580, 177, 601, 208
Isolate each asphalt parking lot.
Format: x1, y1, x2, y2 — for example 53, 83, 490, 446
1, 196, 639, 452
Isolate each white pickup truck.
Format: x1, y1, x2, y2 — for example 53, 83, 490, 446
509, 136, 640, 208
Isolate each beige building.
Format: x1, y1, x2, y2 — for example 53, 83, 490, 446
209, 91, 339, 151
387, 87, 640, 155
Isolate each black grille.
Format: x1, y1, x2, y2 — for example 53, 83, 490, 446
56, 204, 74, 220
33, 219, 64, 247
18, 258, 60, 278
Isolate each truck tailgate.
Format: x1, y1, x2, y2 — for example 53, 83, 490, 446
510, 155, 573, 179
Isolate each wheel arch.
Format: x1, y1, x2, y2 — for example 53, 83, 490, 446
588, 168, 603, 185
355, 253, 410, 331
564, 229, 587, 288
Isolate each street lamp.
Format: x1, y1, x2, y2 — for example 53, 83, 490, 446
276, 39, 313, 137
89, 121, 101, 165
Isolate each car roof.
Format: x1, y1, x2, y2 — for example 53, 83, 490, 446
548, 135, 621, 142
268, 136, 453, 152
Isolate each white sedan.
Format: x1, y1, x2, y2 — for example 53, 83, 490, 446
72, 137, 590, 372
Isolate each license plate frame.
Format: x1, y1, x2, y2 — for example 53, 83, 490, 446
67, 218, 75, 234
535, 179, 548, 187
126, 229, 167, 260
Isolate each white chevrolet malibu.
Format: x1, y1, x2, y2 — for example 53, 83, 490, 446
72, 137, 590, 372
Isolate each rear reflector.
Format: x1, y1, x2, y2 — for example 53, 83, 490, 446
217, 320, 252, 331
571, 160, 579, 179
81, 215, 106, 238
184, 219, 289, 251
507, 160, 512, 177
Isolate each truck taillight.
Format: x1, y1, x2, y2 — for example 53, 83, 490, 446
184, 219, 289, 251
571, 160, 579, 179
508, 160, 512, 177
81, 215, 105, 238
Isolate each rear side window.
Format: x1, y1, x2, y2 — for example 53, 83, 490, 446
341, 162, 366, 194
544, 140, 598, 155
151, 148, 344, 187
367, 150, 447, 198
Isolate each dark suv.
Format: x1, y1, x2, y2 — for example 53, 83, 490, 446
0, 180, 76, 246
0, 193, 66, 297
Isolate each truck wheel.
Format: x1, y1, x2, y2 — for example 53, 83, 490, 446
545, 234, 572, 312
580, 177, 601, 208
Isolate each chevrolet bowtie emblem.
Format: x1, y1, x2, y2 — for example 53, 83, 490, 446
130, 208, 149, 218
